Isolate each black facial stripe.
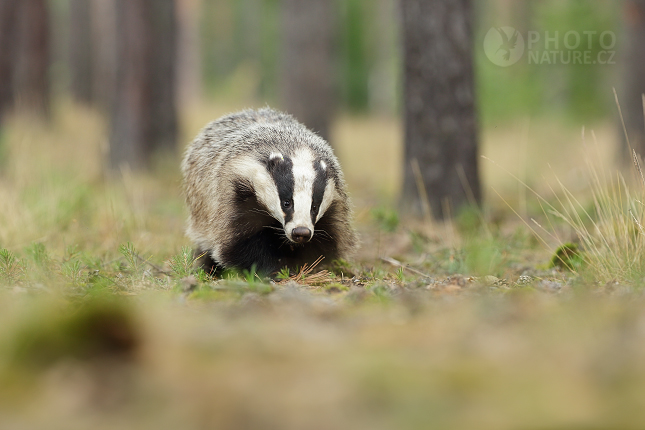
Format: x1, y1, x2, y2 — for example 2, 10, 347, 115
232, 178, 256, 204
231, 178, 275, 234
311, 159, 328, 223
266, 155, 294, 223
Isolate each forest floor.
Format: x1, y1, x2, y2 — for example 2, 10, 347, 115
1, 102, 644, 429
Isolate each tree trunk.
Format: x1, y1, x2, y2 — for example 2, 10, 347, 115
148, 0, 178, 153
0, 0, 20, 125
14, 0, 50, 117
176, 0, 202, 106
91, 0, 118, 113
69, 0, 94, 104
622, 0, 645, 159
400, 0, 480, 219
280, 0, 335, 143
110, 0, 178, 170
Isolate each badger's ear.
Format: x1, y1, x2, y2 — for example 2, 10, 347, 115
266, 152, 284, 170
314, 159, 329, 179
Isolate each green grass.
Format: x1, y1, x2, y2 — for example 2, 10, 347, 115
0, 102, 644, 429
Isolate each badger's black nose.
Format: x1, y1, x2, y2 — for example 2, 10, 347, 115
291, 227, 312, 243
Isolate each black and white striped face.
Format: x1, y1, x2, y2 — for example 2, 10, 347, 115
232, 148, 336, 244
263, 148, 336, 243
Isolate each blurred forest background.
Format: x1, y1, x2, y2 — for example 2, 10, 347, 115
6, 3, 645, 428
0, 0, 638, 217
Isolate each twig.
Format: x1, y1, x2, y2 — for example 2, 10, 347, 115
281, 256, 331, 285
381, 256, 431, 278
135, 253, 170, 275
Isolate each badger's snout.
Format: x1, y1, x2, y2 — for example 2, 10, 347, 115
291, 226, 312, 243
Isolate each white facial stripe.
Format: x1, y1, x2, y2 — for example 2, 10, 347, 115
285, 148, 315, 234
317, 180, 336, 222
230, 156, 284, 224
320, 160, 327, 171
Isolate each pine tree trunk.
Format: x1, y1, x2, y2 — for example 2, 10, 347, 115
109, 0, 178, 170
400, 0, 480, 219
0, 0, 20, 125
148, 0, 178, 153
91, 0, 118, 113
110, 0, 149, 169
69, 0, 94, 104
622, 0, 645, 159
176, 0, 202, 106
280, 0, 335, 143
14, 0, 50, 117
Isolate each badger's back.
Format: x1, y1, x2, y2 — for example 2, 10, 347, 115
182, 108, 357, 275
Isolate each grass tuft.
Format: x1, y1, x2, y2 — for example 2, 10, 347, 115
119, 242, 141, 274
0, 248, 22, 284
169, 246, 195, 278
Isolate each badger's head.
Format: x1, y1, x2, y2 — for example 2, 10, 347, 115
231, 148, 337, 244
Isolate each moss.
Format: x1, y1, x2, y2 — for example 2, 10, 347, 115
550, 243, 584, 271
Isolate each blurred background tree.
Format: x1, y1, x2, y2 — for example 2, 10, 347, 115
109, 0, 178, 170
0, 0, 51, 125
0, 0, 20, 127
68, 0, 93, 105
622, 0, 645, 159
400, 0, 480, 219
15, 0, 51, 117
280, 0, 336, 143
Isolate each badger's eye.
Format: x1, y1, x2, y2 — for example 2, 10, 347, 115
311, 204, 318, 213
282, 199, 292, 209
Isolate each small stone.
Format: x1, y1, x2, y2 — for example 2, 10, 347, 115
517, 275, 534, 285
483, 275, 500, 285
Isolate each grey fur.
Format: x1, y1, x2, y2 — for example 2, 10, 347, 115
182, 108, 358, 274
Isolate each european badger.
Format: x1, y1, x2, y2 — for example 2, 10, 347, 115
182, 108, 357, 275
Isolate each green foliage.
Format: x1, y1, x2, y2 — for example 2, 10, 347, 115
340, 0, 370, 111
275, 266, 291, 280
395, 267, 405, 283
477, 0, 619, 124
462, 236, 506, 277
56, 185, 92, 229
0, 248, 22, 284
409, 231, 429, 254
169, 246, 195, 278
258, 0, 280, 101
25, 242, 49, 267
550, 243, 584, 271
366, 281, 392, 303
455, 205, 485, 236
242, 264, 260, 284
371, 207, 399, 232
119, 242, 141, 274
324, 283, 348, 293
64, 245, 80, 262
61, 259, 84, 286
85, 272, 117, 296
328, 259, 355, 277
195, 268, 215, 284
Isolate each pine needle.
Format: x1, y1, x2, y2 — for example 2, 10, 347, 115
280, 256, 331, 286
